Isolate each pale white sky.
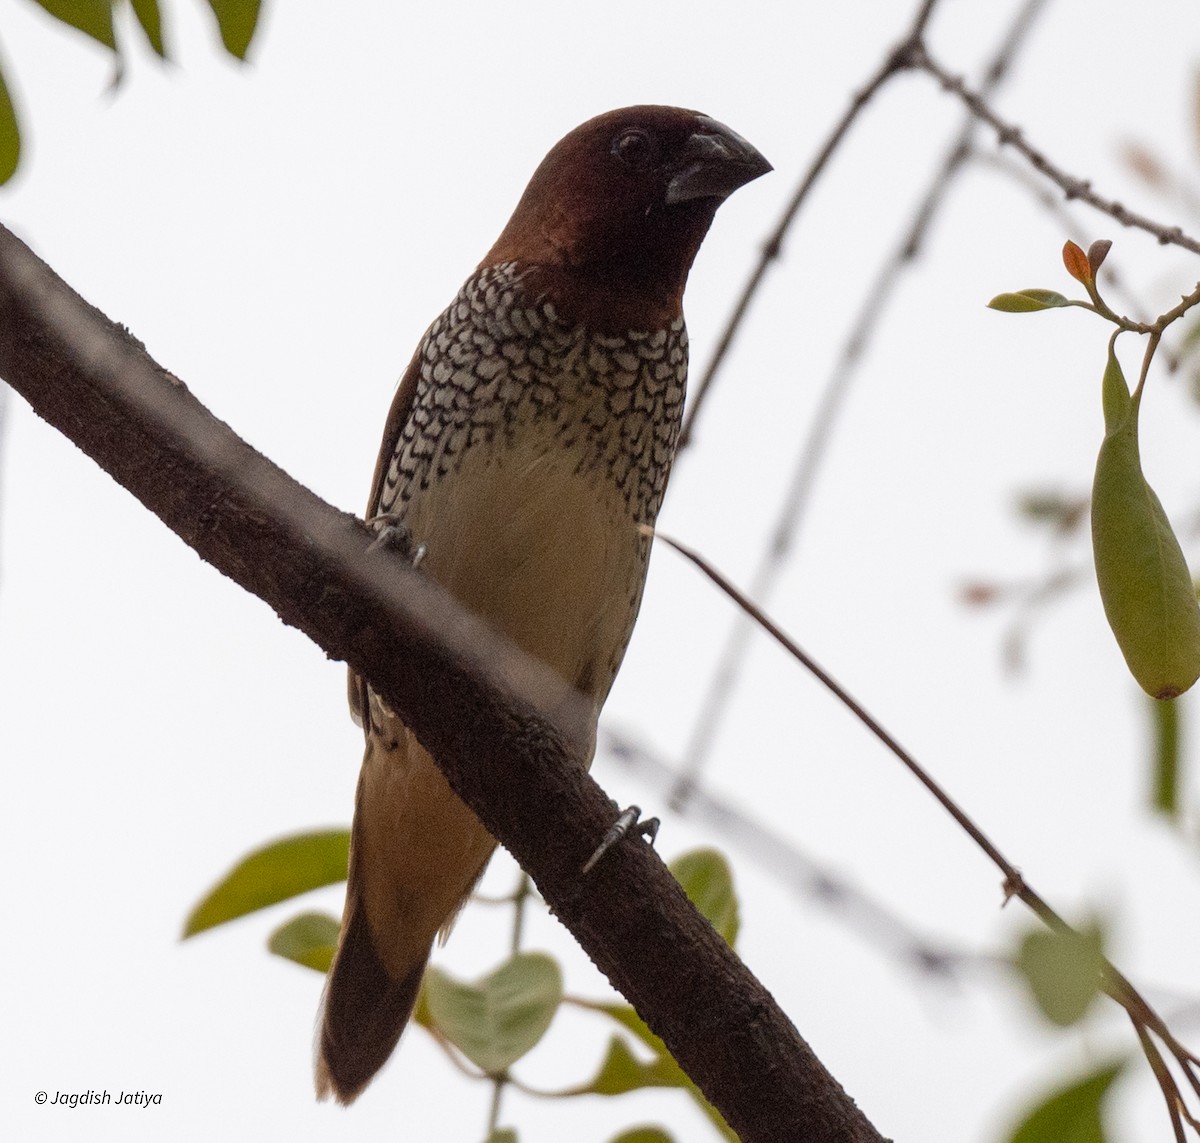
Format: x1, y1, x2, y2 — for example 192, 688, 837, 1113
3, 1, 1200, 1140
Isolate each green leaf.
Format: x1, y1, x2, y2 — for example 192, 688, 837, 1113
987, 289, 1071, 313
206, 0, 262, 59
423, 953, 562, 1073
591, 1002, 666, 1051
610, 1129, 677, 1143
584, 1005, 736, 1141
32, 0, 116, 50
1004, 1060, 1125, 1143
586, 1035, 687, 1095
670, 848, 738, 946
1091, 344, 1200, 698
484, 1132, 518, 1143
268, 911, 340, 973
1149, 693, 1181, 817
182, 828, 350, 937
1098, 341, 1131, 433
1015, 921, 1105, 1027
129, 0, 166, 57
0, 63, 20, 185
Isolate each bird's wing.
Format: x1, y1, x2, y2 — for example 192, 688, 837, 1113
347, 342, 424, 729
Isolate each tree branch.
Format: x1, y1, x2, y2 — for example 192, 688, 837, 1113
911, 42, 1200, 256
0, 221, 889, 1143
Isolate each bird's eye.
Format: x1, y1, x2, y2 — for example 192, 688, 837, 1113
612, 128, 657, 170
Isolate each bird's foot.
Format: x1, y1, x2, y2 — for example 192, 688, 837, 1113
366, 512, 427, 568
582, 805, 660, 873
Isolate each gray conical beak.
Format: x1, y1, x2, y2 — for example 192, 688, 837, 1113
665, 117, 772, 205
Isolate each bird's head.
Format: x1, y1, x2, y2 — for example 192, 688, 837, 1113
484, 106, 771, 331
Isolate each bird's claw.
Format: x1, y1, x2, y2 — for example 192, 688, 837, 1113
366, 512, 427, 568
582, 805, 660, 873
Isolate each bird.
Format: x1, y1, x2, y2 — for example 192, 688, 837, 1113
315, 105, 770, 1103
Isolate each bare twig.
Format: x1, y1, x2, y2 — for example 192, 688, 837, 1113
679, 17, 930, 449
673, 0, 1050, 800
912, 43, 1200, 256
649, 527, 1026, 875
1134, 1019, 1187, 1143
648, 524, 1200, 1134
680, 0, 1050, 451
485, 870, 533, 1135
601, 724, 988, 984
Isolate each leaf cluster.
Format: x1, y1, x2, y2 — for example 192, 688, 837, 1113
184, 833, 741, 1142
990, 241, 1200, 700
0, 0, 263, 184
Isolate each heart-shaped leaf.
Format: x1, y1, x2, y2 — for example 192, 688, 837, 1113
424, 953, 562, 1073
1015, 921, 1105, 1027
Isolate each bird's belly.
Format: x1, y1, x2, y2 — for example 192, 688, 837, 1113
403, 436, 646, 706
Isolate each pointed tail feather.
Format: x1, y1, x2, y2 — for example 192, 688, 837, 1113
315, 727, 497, 1102
315, 898, 428, 1104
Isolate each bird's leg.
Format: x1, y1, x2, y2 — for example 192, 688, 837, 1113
581, 805, 660, 873
366, 511, 427, 568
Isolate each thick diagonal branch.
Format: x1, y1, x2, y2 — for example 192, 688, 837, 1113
0, 222, 887, 1143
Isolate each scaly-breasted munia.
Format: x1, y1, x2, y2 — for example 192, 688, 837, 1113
316, 105, 770, 1102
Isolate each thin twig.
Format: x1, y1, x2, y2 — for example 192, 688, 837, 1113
679, 0, 1049, 450
649, 526, 1023, 876
679, 22, 927, 449
976, 148, 1185, 370
912, 43, 1200, 256
908, 0, 942, 38
1134, 1019, 1187, 1143
485, 869, 533, 1135
672, 0, 1050, 802
509, 870, 533, 956
648, 524, 1200, 1130
601, 724, 989, 984
486, 1078, 505, 1137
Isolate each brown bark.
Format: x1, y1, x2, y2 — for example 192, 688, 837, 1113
0, 221, 888, 1143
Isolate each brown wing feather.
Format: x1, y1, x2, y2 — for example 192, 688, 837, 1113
347, 344, 424, 727
365, 344, 424, 519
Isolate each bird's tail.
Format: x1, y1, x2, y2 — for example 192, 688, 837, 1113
315, 727, 497, 1103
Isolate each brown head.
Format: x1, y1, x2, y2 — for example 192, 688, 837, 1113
484, 106, 771, 332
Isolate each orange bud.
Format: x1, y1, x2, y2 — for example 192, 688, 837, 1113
1062, 240, 1092, 284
